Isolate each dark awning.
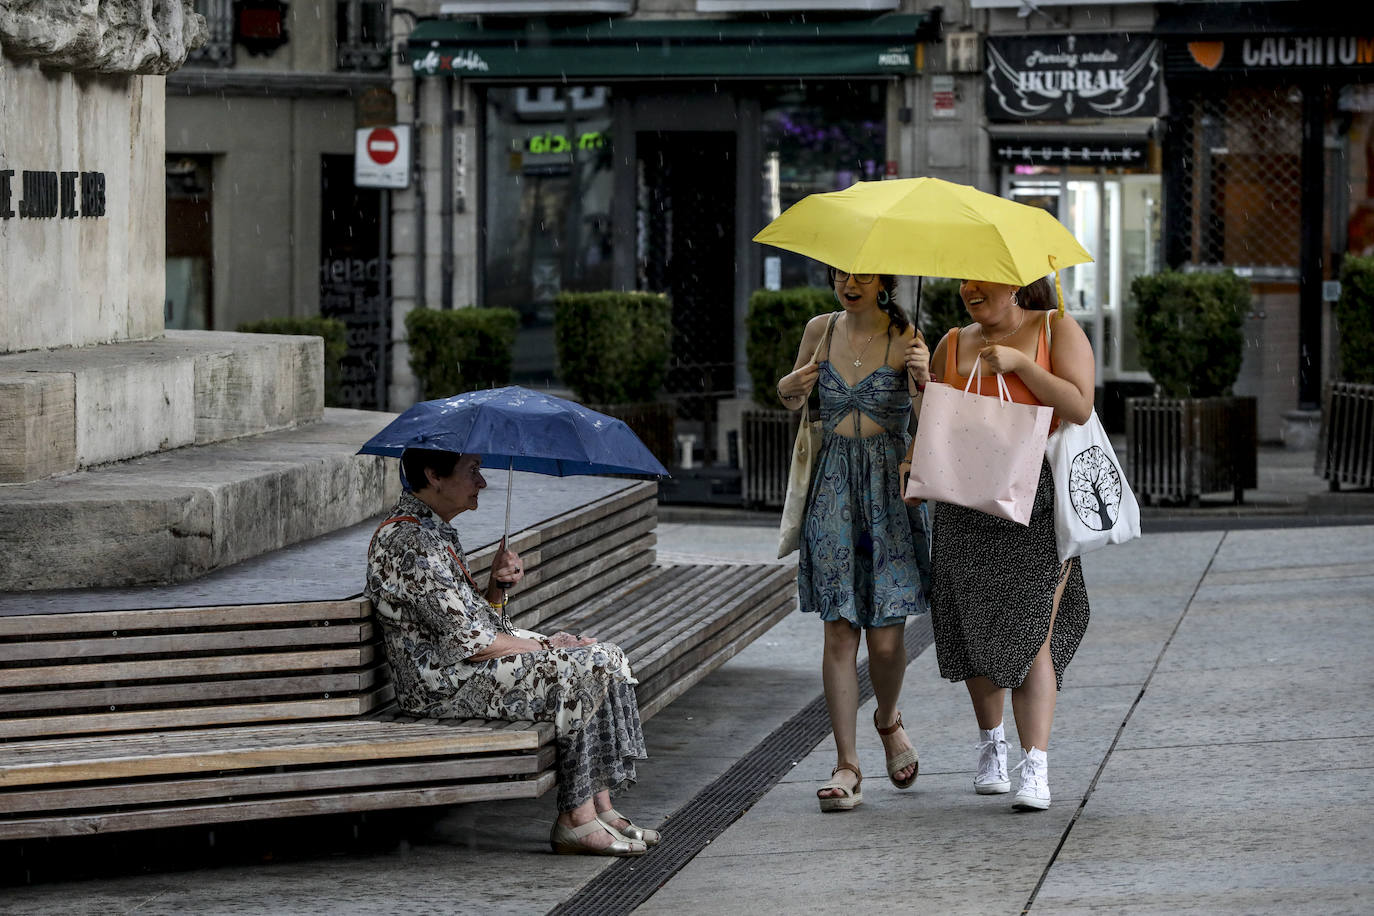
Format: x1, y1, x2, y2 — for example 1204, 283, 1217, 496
408, 14, 937, 79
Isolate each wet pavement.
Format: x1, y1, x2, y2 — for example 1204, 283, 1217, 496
1, 447, 1370, 915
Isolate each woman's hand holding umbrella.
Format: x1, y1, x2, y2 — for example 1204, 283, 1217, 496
487, 544, 524, 598
904, 331, 931, 395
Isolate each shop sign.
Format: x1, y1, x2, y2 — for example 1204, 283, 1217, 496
993, 140, 1147, 167
931, 75, 957, 118
985, 34, 1161, 121
1177, 36, 1374, 74
524, 131, 607, 155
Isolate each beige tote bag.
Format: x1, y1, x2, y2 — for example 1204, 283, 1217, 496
777, 313, 838, 558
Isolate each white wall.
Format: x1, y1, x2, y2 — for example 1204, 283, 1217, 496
0, 55, 165, 353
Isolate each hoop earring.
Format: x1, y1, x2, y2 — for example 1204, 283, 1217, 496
1011, 292, 1019, 308
877, 289, 890, 306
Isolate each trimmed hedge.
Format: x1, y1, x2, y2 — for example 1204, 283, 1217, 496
1337, 255, 1374, 384
1131, 270, 1249, 398
916, 278, 967, 345
553, 291, 672, 404
405, 306, 520, 399
237, 315, 347, 407
745, 287, 834, 408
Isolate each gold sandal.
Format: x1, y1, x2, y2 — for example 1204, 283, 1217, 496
550, 817, 648, 856
875, 710, 919, 789
602, 808, 661, 846
817, 761, 863, 812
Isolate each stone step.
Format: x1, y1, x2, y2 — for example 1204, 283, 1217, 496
0, 330, 323, 484
0, 408, 399, 591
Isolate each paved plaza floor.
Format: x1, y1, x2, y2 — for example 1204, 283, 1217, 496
1, 451, 1371, 915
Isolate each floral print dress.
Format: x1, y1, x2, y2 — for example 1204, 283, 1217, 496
798, 331, 933, 629
365, 492, 647, 811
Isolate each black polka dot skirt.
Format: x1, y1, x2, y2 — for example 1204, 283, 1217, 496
930, 459, 1090, 690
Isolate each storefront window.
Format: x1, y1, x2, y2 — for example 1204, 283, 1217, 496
760, 82, 886, 289
1006, 168, 1159, 382
1342, 85, 1374, 256
484, 86, 614, 385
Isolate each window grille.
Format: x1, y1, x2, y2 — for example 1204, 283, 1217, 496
186, 0, 234, 66
336, 0, 390, 72
1166, 85, 1304, 276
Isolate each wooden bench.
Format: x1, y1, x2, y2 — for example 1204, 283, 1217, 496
0, 485, 796, 840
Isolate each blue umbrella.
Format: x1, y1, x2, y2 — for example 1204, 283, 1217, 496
358, 386, 669, 556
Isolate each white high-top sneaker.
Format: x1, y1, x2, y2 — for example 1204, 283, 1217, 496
1012, 747, 1051, 810
973, 723, 1011, 794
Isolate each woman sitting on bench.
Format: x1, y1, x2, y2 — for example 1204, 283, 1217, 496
366, 447, 658, 857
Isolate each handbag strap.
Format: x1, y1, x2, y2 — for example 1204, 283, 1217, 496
962, 355, 1012, 404
802, 313, 841, 424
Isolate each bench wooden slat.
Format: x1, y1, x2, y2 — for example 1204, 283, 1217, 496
0, 772, 559, 842
511, 544, 656, 631
2, 622, 374, 662
629, 567, 792, 670
0, 744, 559, 815
0, 645, 376, 689
0, 600, 371, 639
0, 690, 388, 741
638, 576, 797, 721
0, 721, 546, 786
0, 669, 382, 715
604, 566, 752, 655
504, 515, 657, 606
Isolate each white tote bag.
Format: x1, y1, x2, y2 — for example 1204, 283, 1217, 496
1046, 410, 1141, 562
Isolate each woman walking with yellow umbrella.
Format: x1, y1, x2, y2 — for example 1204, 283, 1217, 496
758, 177, 1095, 813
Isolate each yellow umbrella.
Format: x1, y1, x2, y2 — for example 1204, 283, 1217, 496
752, 177, 1093, 314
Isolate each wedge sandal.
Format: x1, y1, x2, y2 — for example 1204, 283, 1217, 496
817, 762, 863, 812
875, 709, 919, 789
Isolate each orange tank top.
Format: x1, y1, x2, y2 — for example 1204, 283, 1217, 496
940, 317, 1059, 430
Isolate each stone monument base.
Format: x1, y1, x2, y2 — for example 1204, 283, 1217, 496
0, 407, 398, 591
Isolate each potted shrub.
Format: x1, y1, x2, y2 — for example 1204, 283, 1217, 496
740, 287, 833, 507
405, 306, 520, 399
1316, 255, 1374, 490
553, 291, 674, 467
1126, 270, 1257, 505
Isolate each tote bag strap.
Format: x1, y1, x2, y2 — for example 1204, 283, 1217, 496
804, 313, 841, 419
962, 355, 1012, 404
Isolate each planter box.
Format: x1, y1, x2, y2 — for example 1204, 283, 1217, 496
741, 408, 797, 509
1124, 396, 1258, 506
591, 401, 676, 471
1316, 381, 1374, 491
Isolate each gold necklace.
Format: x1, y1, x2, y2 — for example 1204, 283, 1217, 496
846, 315, 887, 368
979, 309, 1026, 346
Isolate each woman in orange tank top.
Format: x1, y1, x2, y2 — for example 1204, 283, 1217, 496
902, 275, 1095, 812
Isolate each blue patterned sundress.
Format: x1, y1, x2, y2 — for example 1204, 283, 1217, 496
798, 332, 933, 629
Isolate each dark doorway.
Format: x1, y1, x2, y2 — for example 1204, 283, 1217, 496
166, 155, 213, 330
637, 131, 737, 421
320, 154, 387, 409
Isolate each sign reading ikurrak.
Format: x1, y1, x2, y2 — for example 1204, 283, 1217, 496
0, 170, 106, 219
985, 35, 1161, 121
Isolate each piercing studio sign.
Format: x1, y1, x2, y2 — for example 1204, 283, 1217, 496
984, 34, 1162, 121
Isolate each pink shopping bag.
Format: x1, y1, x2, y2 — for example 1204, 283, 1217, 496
905, 360, 1053, 526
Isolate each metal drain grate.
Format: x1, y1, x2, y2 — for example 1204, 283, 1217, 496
549, 616, 935, 916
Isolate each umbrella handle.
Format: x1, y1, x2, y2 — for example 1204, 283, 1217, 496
494, 465, 515, 590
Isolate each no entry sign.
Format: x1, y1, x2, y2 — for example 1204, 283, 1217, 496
355, 125, 411, 189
